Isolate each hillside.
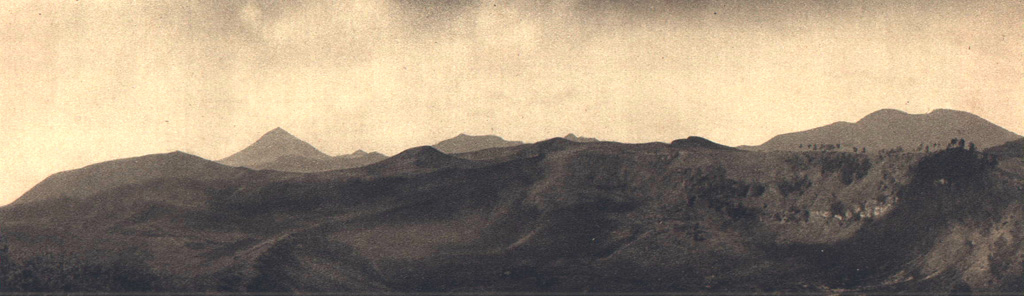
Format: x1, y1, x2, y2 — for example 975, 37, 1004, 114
757, 109, 1022, 152
12, 151, 257, 205
2, 140, 1021, 293
985, 138, 1024, 158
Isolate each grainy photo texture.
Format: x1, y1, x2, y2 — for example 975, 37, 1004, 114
1, 0, 1022, 294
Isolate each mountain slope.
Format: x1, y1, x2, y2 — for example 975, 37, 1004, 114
432, 134, 524, 154
12, 151, 254, 205
985, 138, 1024, 158
758, 109, 1022, 151
2, 139, 1021, 293
246, 150, 389, 173
219, 128, 331, 167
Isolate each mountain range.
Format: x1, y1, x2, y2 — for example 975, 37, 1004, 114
754, 109, 1021, 152
430, 133, 600, 154
216, 130, 602, 173
2, 109, 1022, 293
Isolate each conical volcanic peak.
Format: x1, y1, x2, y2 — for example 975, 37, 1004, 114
266, 127, 288, 134
219, 128, 330, 168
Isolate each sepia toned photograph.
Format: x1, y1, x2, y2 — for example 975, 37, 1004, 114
1, 0, 1022, 294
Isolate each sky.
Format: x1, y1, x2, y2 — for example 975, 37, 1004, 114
2, 0, 1022, 206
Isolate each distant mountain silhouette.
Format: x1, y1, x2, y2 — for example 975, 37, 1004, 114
219, 128, 386, 172
757, 109, 1022, 151
332, 150, 388, 166
432, 133, 524, 154
338, 149, 371, 159
563, 133, 599, 143
670, 136, 735, 150
219, 128, 330, 167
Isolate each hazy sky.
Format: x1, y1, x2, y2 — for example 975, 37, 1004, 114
2, 0, 1022, 206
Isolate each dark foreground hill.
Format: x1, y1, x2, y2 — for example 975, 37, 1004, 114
756, 109, 1022, 152
2, 140, 1021, 293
